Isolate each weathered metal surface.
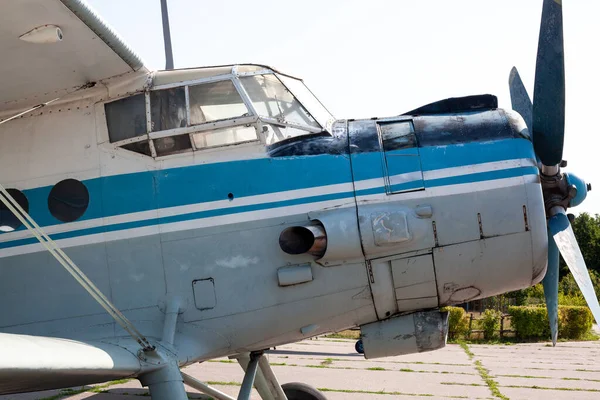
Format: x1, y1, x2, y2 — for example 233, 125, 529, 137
391, 254, 438, 312
360, 311, 448, 359
277, 264, 313, 287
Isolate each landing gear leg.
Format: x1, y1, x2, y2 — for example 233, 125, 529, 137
234, 351, 327, 400
138, 361, 188, 400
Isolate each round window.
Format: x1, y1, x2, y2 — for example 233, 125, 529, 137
0, 189, 29, 232
48, 179, 89, 223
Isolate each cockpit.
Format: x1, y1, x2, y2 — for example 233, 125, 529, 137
103, 64, 335, 158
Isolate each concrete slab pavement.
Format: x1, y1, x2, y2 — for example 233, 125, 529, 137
3, 337, 600, 399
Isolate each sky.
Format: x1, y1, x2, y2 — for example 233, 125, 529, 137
88, 0, 600, 215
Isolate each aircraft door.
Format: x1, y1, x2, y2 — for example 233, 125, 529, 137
379, 120, 424, 194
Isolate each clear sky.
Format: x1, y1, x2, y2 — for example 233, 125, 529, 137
88, 0, 600, 215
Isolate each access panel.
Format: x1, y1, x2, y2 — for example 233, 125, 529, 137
379, 121, 425, 194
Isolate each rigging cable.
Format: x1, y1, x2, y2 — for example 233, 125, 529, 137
0, 184, 154, 351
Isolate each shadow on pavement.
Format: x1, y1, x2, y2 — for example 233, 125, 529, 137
268, 349, 362, 357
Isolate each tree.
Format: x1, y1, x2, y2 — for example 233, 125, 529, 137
565, 212, 600, 276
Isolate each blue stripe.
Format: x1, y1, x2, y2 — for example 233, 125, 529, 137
1, 137, 538, 250
425, 166, 539, 188
0, 190, 356, 249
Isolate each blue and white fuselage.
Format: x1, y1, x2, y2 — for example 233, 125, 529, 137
0, 65, 547, 391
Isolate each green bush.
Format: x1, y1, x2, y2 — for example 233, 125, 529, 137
559, 306, 593, 339
480, 309, 502, 339
558, 292, 588, 307
507, 306, 550, 339
508, 306, 593, 340
441, 306, 470, 340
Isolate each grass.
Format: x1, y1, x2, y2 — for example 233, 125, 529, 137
323, 329, 361, 340
367, 367, 386, 371
449, 331, 600, 345
458, 341, 508, 400
475, 360, 509, 400
459, 342, 474, 360
38, 379, 132, 400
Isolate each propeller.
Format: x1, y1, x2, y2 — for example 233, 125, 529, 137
509, 0, 597, 346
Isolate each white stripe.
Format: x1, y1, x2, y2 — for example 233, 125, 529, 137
0, 199, 355, 258
354, 158, 534, 192
356, 175, 539, 204
388, 171, 424, 187
0, 181, 354, 244
422, 158, 535, 180
0, 158, 537, 250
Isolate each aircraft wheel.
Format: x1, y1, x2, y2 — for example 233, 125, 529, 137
355, 339, 364, 354
282, 382, 328, 400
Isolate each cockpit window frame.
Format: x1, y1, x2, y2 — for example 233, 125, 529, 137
103, 66, 332, 159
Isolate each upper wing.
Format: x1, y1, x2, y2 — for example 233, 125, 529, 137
0, 0, 146, 114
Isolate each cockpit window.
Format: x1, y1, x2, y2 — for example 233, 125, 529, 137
105, 94, 146, 142
150, 87, 187, 131
241, 75, 320, 130
193, 126, 258, 149
104, 66, 334, 158
189, 80, 249, 125
261, 125, 309, 146
278, 75, 334, 131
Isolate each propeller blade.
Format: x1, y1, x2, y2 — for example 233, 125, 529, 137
549, 212, 600, 327
543, 227, 559, 346
532, 0, 565, 167
509, 67, 533, 134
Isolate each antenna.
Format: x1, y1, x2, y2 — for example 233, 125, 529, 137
160, 0, 174, 70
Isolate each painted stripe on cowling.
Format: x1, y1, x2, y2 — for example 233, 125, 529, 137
0, 169, 539, 257
356, 174, 540, 203
16, 138, 532, 229
425, 166, 539, 188
0, 158, 538, 250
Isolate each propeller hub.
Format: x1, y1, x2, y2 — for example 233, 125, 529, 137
564, 172, 589, 208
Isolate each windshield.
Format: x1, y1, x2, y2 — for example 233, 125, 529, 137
277, 75, 335, 131
241, 74, 322, 131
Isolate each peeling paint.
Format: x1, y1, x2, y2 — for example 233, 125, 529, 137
215, 256, 259, 269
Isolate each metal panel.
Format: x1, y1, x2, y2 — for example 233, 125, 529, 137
192, 278, 217, 310
360, 311, 447, 359
391, 254, 438, 312
433, 231, 534, 305
396, 296, 438, 312
277, 264, 313, 287
356, 203, 435, 259
367, 259, 398, 320
371, 211, 411, 246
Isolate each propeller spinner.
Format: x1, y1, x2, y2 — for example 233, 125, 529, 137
509, 0, 599, 345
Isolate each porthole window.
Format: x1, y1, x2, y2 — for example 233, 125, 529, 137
0, 189, 28, 232
48, 179, 89, 223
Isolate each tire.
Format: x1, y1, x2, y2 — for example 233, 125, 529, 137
355, 339, 364, 354
281, 382, 328, 400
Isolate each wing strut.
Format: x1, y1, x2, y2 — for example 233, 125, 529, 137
0, 184, 154, 352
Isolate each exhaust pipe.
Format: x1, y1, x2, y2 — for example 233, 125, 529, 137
279, 222, 327, 258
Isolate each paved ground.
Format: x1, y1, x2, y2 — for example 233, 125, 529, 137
3, 337, 600, 400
